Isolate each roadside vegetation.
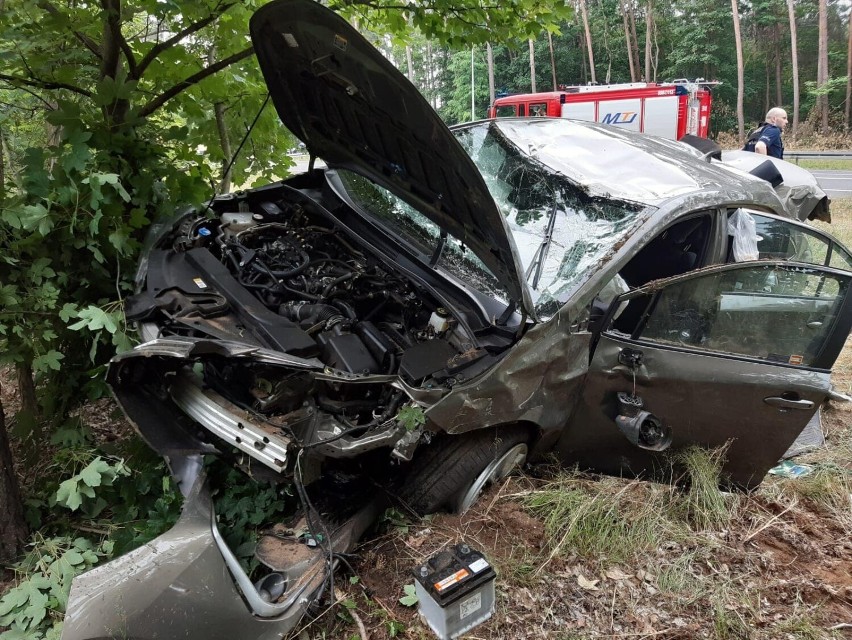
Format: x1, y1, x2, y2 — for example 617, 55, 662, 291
795, 159, 852, 170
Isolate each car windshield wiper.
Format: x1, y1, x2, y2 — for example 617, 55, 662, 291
525, 197, 559, 291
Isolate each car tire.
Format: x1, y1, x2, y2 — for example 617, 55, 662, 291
400, 426, 529, 515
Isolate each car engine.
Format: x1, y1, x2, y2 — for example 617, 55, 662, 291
126, 190, 485, 445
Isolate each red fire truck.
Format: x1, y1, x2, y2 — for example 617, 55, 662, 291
487, 80, 717, 140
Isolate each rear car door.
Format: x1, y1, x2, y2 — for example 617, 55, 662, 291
559, 260, 852, 488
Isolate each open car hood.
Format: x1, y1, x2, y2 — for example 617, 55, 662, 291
250, 0, 532, 315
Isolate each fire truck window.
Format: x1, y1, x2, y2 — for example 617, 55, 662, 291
529, 103, 548, 117
495, 105, 518, 118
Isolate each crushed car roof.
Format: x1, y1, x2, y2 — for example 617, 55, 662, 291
476, 119, 788, 210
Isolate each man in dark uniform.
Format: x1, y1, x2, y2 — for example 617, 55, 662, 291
743, 108, 787, 159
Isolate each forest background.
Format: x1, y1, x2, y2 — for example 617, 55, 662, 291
0, 0, 851, 637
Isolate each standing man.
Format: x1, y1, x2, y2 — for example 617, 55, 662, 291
743, 108, 788, 159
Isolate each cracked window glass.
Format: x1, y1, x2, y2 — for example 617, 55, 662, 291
454, 122, 648, 318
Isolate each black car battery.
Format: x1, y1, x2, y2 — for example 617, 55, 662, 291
412, 543, 496, 640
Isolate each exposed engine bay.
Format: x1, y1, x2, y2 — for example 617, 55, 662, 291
118, 182, 504, 473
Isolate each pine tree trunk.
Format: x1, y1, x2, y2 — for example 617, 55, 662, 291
774, 24, 783, 107
487, 42, 496, 106
845, 8, 852, 130
732, 0, 745, 143
817, 0, 829, 134
580, 0, 596, 83
644, 0, 653, 82
787, 0, 800, 137
622, 0, 636, 82
628, 1, 641, 81
547, 32, 557, 90
406, 45, 415, 85
16, 361, 37, 419
0, 124, 5, 203
0, 388, 28, 563
528, 39, 537, 93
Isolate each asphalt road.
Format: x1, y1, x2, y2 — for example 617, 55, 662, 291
810, 170, 852, 200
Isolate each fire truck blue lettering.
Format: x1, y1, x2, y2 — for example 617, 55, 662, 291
601, 111, 638, 125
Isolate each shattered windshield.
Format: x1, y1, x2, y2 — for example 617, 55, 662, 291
454, 121, 648, 318
333, 121, 651, 319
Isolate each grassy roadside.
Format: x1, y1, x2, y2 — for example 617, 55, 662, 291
793, 158, 852, 171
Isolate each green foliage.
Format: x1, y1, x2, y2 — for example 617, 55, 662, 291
55, 456, 130, 514
24, 439, 183, 556
379, 507, 411, 534
208, 462, 294, 570
0, 536, 110, 640
396, 405, 426, 432
398, 583, 419, 607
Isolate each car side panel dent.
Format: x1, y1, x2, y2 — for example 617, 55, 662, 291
425, 311, 590, 441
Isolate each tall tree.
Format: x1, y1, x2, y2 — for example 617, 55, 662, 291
529, 39, 537, 92
580, 0, 597, 83
732, 0, 745, 142
622, 0, 637, 81
817, 0, 829, 133
845, 7, 852, 130
644, 0, 653, 81
486, 42, 496, 106
547, 32, 558, 90
0, 387, 27, 563
787, 0, 800, 136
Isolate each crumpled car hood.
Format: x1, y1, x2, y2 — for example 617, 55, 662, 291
720, 150, 830, 222
250, 0, 532, 315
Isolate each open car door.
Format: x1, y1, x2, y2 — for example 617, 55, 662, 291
560, 261, 852, 488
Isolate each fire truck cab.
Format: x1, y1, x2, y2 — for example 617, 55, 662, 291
487, 80, 716, 140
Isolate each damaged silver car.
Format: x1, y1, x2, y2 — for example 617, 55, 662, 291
62, 0, 852, 638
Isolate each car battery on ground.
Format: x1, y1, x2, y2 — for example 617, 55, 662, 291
413, 543, 496, 640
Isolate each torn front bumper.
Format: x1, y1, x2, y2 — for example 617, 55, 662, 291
107, 337, 446, 475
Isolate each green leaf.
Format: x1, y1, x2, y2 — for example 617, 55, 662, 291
79, 458, 111, 487
398, 583, 418, 607
55, 478, 83, 511
61, 550, 85, 567
67, 306, 116, 333
33, 351, 64, 373
58, 304, 78, 322
0, 285, 19, 306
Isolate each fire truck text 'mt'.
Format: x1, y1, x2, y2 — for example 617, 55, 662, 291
487, 81, 716, 140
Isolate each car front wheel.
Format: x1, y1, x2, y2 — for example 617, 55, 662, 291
400, 426, 529, 515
